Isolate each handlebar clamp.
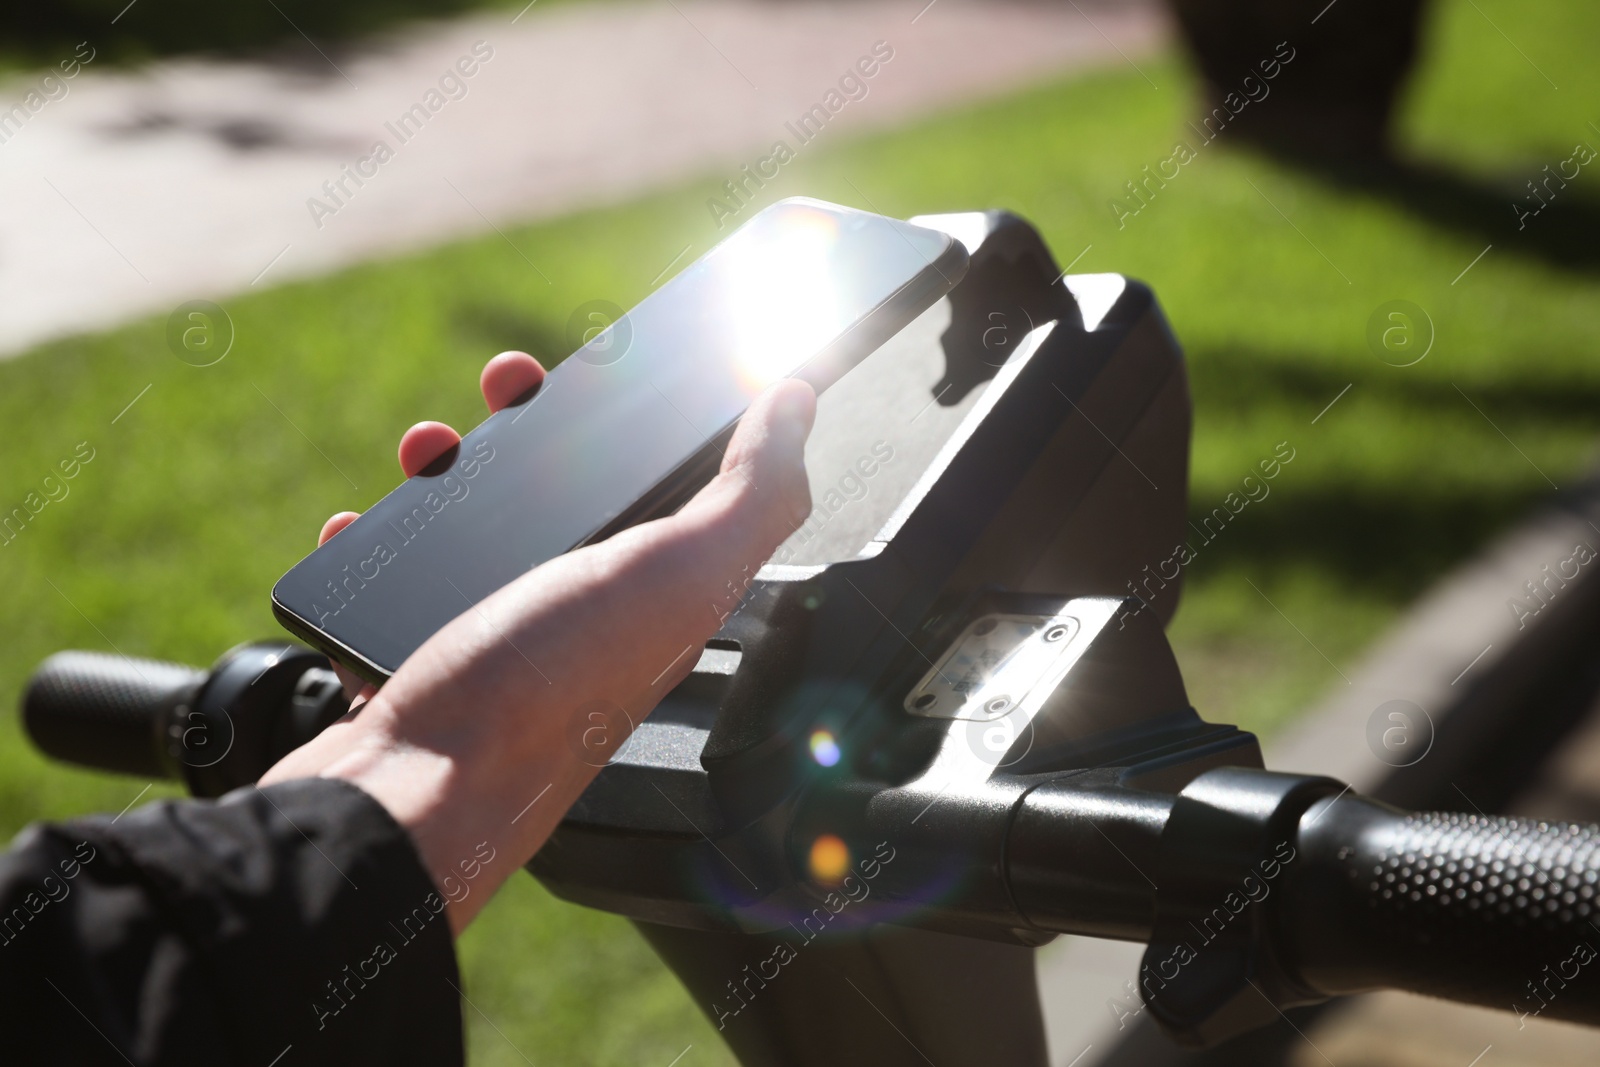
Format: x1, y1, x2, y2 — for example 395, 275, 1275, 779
1138, 767, 1343, 1046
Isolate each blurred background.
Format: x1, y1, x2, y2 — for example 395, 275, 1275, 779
1, 0, 1597, 1064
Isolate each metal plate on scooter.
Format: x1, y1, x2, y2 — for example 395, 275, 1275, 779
903, 612, 1081, 721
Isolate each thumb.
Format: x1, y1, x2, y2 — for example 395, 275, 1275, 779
675, 378, 816, 560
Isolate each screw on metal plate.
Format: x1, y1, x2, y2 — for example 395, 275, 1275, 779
902, 612, 1081, 721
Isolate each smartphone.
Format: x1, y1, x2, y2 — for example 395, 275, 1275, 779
271, 198, 967, 682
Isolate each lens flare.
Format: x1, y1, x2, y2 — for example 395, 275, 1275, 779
808, 834, 850, 883
809, 729, 841, 767
720, 205, 844, 389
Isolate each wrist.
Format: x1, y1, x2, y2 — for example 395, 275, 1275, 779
298, 709, 591, 934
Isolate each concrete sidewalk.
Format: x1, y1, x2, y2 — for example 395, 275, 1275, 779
0, 0, 1164, 358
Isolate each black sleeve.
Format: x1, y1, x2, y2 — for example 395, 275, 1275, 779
0, 777, 463, 1066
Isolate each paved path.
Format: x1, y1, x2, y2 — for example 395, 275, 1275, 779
0, 0, 1163, 358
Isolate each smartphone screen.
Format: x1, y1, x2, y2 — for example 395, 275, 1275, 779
272, 198, 966, 680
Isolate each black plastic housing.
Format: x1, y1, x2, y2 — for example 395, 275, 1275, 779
523, 211, 1230, 1064
529, 211, 1204, 933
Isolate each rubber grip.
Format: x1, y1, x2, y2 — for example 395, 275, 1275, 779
22, 651, 202, 778
1283, 793, 1600, 1025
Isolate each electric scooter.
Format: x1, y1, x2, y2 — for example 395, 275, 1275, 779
23, 211, 1600, 1065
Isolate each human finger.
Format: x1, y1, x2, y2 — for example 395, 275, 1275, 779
318, 511, 361, 546
398, 421, 463, 477
480, 351, 546, 413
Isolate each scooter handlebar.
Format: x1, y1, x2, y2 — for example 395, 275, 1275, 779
1103, 768, 1600, 1045
21, 644, 348, 797
1283, 792, 1600, 1026
21, 651, 1600, 1042
23, 650, 202, 778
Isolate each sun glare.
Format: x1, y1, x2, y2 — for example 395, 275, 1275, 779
721, 207, 846, 388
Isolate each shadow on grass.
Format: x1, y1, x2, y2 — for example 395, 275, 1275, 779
1269, 147, 1600, 277
450, 303, 570, 368
1184, 347, 1600, 602
1192, 346, 1600, 421
1189, 482, 1552, 603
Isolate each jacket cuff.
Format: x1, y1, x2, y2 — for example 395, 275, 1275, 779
97, 777, 463, 1064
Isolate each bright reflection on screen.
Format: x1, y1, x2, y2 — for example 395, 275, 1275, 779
719, 204, 847, 389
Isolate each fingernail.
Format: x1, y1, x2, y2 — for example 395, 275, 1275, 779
773, 383, 814, 435
772, 386, 802, 422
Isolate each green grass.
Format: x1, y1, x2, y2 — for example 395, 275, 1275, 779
3, 0, 1600, 1062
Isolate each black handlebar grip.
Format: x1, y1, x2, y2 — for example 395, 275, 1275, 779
22, 651, 202, 779
1283, 792, 1600, 1026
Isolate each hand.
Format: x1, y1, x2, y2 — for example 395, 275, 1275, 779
260, 351, 816, 934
